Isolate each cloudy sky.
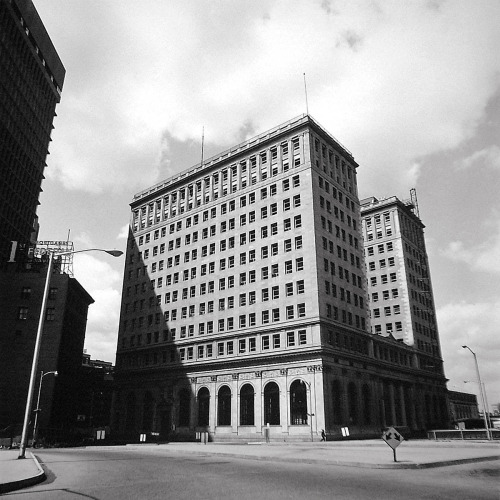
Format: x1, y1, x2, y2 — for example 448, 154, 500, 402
33, 0, 500, 412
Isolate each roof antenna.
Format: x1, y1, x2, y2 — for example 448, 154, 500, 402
303, 73, 309, 116
200, 126, 205, 167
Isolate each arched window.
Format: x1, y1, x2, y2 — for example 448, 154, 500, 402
217, 385, 231, 426
125, 393, 136, 432
178, 388, 191, 427
198, 387, 210, 426
332, 380, 343, 425
362, 384, 371, 424
264, 382, 280, 425
240, 384, 254, 425
142, 391, 155, 431
348, 382, 358, 425
290, 380, 307, 425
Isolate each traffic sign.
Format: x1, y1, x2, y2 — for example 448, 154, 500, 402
382, 427, 404, 462
382, 427, 404, 450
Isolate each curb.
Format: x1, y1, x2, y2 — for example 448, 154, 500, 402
0, 452, 46, 495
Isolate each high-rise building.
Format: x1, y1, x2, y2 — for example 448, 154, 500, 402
0, 0, 65, 263
360, 194, 444, 375
113, 115, 449, 442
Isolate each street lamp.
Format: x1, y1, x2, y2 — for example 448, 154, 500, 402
301, 380, 314, 442
462, 345, 492, 441
32, 370, 58, 447
18, 248, 123, 459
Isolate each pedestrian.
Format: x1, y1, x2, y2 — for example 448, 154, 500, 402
321, 429, 326, 441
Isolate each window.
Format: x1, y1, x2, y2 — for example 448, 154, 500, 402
273, 333, 280, 347
262, 310, 270, 324
18, 307, 28, 320
262, 335, 270, 350
297, 303, 306, 317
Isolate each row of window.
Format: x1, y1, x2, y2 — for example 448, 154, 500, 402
134, 215, 303, 270
320, 215, 358, 244
366, 242, 394, 256
317, 175, 356, 213
321, 238, 361, 269
367, 257, 396, 271
324, 304, 366, 330
18, 287, 58, 300
372, 322, 403, 335
373, 305, 401, 317
371, 289, 399, 302
123, 302, 308, 336
133, 167, 301, 232
369, 273, 397, 286
121, 327, 308, 358
324, 281, 364, 308
17, 306, 55, 321
322, 258, 363, 289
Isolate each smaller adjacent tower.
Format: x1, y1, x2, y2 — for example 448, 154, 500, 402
360, 193, 444, 376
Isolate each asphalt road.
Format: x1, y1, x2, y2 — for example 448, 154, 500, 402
3, 448, 499, 500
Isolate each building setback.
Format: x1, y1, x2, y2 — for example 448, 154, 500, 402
113, 115, 449, 442
0, 0, 65, 263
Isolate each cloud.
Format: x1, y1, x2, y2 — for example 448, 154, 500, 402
72, 253, 124, 362
117, 224, 130, 240
437, 300, 500, 409
459, 145, 500, 170
37, 0, 500, 198
441, 214, 500, 273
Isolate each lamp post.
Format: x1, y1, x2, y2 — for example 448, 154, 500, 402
18, 248, 123, 459
301, 380, 314, 442
462, 345, 492, 441
32, 370, 58, 447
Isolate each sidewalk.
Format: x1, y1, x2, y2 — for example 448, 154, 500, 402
129, 439, 500, 469
1, 440, 499, 494
0, 450, 45, 494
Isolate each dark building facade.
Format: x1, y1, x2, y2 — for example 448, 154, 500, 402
0, 0, 65, 263
0, 257, 94, 440
112, 115, 450, 442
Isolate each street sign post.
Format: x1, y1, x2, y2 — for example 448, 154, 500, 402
382, 427, 404, 462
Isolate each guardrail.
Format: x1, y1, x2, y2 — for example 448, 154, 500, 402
428, 429, 500, 440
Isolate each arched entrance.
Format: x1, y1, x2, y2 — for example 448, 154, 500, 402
240, 384, 255, 425
263, 382, 280, 425
290, 380, 307, 425
198, 387, 210, 427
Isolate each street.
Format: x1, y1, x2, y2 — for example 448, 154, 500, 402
3, 447, 499, 500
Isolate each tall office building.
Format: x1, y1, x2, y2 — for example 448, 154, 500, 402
113, 115, 449, 442
0, 0, 65, 263
360, 195, 444, 375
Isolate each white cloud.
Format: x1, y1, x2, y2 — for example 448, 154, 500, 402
37, 0, 500, 197
117, 224, 130, 240
459, 145, 500, 170
72, 253, 124, 362
437, 300, 500, 409
441, 214, 500, 274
